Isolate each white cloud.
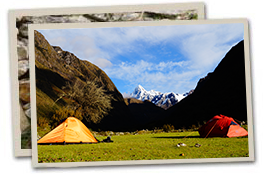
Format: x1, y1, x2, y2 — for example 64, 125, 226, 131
105, 60, 200, 93
122, 92, 131, 98
40, 30, 113, 68
39, 23, 244, 93
179, 24, 244, 72
40, 23, 243, 68
92, 58, 113, 69
47, 36, 67, 47
155, 61, 186, 71
105, 60, 187, 80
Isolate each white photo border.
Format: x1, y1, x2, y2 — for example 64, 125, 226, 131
28, 19, 254, 168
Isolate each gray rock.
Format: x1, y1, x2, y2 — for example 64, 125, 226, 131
17, 40, 28, 60
110, 13, 123, 21
24, 108, 31, 119
23, 16, 46, 24
18, 24, 29, 37
23, 15, 91, 24
20, 103, 30, 132
17, 37, 28, 46
68, 15, 91, 23
121, 13, 141, 21
18, 60, 29, 78
22, 103, 30, 110
177, 16, 183, 20
17, 46, 28, 60
19, 79, 30, 104
16, 16, 23, 22
19, 78, 30, 84
91, 14, 109, 21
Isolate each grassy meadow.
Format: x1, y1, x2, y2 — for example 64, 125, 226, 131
38, 131, 249, 163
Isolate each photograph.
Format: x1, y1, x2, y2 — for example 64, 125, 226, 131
8, 2, 205, 156
29, 19, 253, 167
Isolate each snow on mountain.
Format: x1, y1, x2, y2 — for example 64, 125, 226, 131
129, 85, 193, 109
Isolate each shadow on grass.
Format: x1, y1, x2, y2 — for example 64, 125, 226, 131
153, 136, 248, 139
152, 136, 201, 139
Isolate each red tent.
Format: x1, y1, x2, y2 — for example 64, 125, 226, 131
198, 114, 248, 138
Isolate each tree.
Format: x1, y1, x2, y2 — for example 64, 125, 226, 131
60, 79, 113, 124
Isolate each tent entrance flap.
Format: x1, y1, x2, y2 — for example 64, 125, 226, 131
227, 125, 248, 137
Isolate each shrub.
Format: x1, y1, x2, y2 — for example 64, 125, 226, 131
153, 129, 163, 134
124, 132, 131, 135
37, 116, 50, 128
98, 131, 108, 136
162, 124, 175, 132
189, 124, 200, 131
61, 79, 114, 124
137, 130, 146, 135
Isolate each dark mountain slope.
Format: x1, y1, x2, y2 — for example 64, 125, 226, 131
161, 40, 248, 129
35, 31, 134, 131
124, 98, 166, 130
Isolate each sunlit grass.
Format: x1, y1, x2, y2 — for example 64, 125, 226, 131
38, 131, 249, 163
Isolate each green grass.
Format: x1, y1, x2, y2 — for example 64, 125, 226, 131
38, 131, 249, 163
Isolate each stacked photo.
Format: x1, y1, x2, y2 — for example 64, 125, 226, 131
8, 2, 254, 168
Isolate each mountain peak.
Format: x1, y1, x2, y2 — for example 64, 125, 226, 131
130, 85, 192, 109
132, 84, 146, 95
136, 84, 145, 91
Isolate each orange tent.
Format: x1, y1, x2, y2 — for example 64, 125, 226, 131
198, 114, 248, 138
38, 117, 98, 144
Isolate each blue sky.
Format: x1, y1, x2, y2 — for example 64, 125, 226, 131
38, 23, 244, 95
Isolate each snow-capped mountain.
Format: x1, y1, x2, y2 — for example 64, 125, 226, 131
129, 85, 193, 109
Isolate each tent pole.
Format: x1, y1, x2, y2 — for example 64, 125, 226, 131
234, 118, 242, 125
204, 120, 219, 138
